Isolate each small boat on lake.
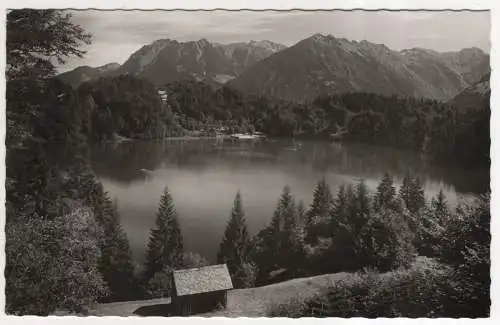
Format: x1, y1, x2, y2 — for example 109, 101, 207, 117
230, 132, 266, 140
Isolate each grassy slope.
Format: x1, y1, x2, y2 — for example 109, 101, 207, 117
90, 256, 440, 317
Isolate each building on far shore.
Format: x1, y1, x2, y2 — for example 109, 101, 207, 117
171, 264, 233, 316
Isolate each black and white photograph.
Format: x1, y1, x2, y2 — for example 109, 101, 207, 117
3, 3, 492, 319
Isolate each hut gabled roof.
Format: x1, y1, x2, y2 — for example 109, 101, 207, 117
173, 264, 233, 297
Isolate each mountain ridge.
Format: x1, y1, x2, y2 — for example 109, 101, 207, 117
57, 62, 121, 88
58, 39, 287, 88
227, 33, 489, 102
57, 34, 489, 100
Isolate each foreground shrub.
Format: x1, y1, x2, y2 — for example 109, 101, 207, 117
326, 207, 416, 274
438, 193, 490, 317
356, 208, 416, 272
182, 252, 210, 268
268, 296, 312, 318
5, 208, 109, 315
146, 266, 174, 298
267, 264, 453, 318
233, 261, 258, 288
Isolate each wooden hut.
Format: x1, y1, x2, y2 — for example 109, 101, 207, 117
171, 264, 233, 316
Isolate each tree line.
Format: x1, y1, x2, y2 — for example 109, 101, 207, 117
269, 185, 490, 318
164, 80, 490, 168
9, 50, 487, 169
18, 66, 487, 169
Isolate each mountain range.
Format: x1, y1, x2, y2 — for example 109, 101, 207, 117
58, 39, 286, 89
58, 34, 489, 102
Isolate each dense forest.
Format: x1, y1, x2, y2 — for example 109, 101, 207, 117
22, 69, 487, 169
59, 75, 489, 168
164, 80, 490, 168
5, 9, 490, 317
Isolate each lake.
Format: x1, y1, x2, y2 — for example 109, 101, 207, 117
89, 138, 489, 266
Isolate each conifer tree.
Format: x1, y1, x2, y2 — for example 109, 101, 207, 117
399, 171, 414, 211
399, 172, 426, 214
330, 183, 348, 229
306, 178, 333, 226
431, 189, 449, 224
217, 191, 252, 288
143, 186, 183, 283
328, 183, 359, 271
412, 177, 426, 212
269, 186, 298, 268
329, 181, 373, 271
98, 199, 138, 301
249, 186, 299, 284
374, 172, 396, 211
414, 190, 449, 256
350, 181, 371, 222
296, 200, 306, 226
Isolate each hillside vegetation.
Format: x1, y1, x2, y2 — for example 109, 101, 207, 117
89, 256, 440, 317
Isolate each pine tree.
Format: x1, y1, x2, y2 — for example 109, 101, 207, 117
414, 189, 449, 257
356, 208, 415, 272
296, 200, 306, 226
98, 199, 138, 301
328, 183, 359, 271
329, 181, 373, 271
399, 172, 426, 214
412, 177, 426, 212
217, 191, 252, 288
399, 171, 414, 211
330, 183, 348, 229
374, 172, 396, 211
306, 178, 333, 226
143, 186, 183, 283
269, 186, 298, 268
431, 189, 449, 224
352, 180, 371, 226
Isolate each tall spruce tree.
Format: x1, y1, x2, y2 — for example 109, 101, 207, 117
217, 191, 252, 288
296, 200, 306, 226
143, 186, 183, 283
349, 180, 371, 229
98, 199, 138, 302
330, 183, 348, 230
269, 186, 298, 268
431, 189, 449, 224
329, 183, 360, 271
399, 172, 426, 214
374, 172, 396, 212
306, 178, 334, 226
399, 172, 414, 211
413, 177, 426, 212
415, 190, 449, 257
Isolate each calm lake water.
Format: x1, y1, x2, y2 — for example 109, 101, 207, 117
89, 138, 489, 266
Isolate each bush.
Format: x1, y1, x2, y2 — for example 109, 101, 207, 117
327, 207, 415, 274
182, 252, 210, 268
233, 261, 258, 288
356, 209, 416, 272
147, 267, 174, 298
267, 265, 453, 318
438, 193, 490, 317
5, 208, 109, 315
267, 296, 311, 318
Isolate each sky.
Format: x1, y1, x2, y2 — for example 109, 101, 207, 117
60, 10, 491, 72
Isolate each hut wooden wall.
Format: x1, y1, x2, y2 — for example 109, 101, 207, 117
172, 290, 228, 316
